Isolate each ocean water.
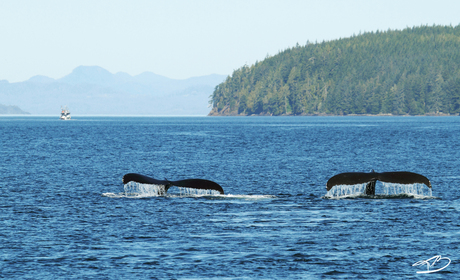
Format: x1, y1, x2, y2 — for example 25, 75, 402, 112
1, 116, 459, 279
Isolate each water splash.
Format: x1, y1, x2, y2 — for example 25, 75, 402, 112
381, 182, 432, 196
102, 182, 276, 200
124, 181, 167, 197
102, 182, 222, 198
172, 187, 221, 196
325, 182, 433, 199
325, 183, 367, 197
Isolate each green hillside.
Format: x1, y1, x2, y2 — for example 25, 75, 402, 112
209, 25, 460, 116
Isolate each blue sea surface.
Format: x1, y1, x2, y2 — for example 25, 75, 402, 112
1, 116, 459, 279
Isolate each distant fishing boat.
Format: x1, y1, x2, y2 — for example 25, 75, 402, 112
60, 106, 71, 120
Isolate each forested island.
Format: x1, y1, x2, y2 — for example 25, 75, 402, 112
209, 25, 460, 116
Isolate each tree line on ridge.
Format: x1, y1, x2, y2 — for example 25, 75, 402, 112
209, 25, 460, 116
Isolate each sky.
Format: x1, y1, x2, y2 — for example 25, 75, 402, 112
1, 0, 460, 83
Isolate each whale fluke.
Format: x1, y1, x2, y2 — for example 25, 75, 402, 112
122, 173, 224, 194
326, 171, 431, 195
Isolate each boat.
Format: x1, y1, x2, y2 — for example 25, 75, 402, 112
60, 106, 71, 120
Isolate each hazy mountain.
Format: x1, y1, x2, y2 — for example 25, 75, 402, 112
0, 66, 226, 115
28, 75, 55, 83
0, 104, 30, 114
58, 66, 117, 86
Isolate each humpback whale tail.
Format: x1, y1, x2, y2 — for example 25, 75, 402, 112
122, 173, 224, 195
326, 171, 431, 196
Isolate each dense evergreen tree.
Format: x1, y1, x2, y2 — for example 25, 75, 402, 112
209, 25, 460, 116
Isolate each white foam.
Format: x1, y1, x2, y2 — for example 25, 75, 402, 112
214, 194, 276, 200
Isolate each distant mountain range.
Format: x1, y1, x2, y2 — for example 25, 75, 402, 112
0, 66, 226, 115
